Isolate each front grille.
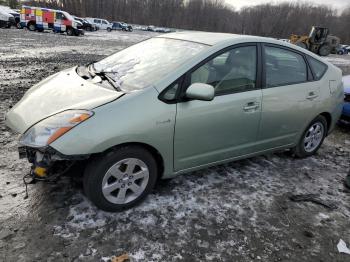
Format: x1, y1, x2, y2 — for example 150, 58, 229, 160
345, 94, 350, 103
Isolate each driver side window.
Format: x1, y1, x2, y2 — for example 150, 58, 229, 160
56, 12, 63, 20
190, 46, 257, 95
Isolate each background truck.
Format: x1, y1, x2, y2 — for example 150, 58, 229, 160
290, 26, 340, 56
20, 6, 83, 36
0, 5, 15, 28
85, 17, 112, 31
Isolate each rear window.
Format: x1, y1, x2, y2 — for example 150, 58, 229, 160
307, 56, 328, 80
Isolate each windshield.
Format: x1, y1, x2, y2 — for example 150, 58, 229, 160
62, 11, 73, 21
93, 38, 208, 92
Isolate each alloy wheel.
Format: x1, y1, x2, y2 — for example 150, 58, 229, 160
303, 122, 324, 153
101, 158, 149, 204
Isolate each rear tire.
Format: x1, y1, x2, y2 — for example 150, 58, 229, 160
293, 115, 327, 158
27, 22, 36, 31
83, 146, 158, 212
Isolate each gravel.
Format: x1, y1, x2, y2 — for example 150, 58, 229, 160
0, 28, 349, 262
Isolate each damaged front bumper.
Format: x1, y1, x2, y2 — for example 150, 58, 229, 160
19, 146, 89, 179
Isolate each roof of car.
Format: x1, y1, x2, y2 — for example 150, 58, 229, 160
158, 31, 267, 46
157, 31, 333, 67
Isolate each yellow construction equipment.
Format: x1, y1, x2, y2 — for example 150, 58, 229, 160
290, 26, 340, 56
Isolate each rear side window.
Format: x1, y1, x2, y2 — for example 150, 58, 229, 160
307, 56, 327, 80
264, 46, 307, 87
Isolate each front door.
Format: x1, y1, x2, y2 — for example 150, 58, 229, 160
174, 45, 262, 171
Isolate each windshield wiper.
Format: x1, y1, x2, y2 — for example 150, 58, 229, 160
95, 71, 122, 92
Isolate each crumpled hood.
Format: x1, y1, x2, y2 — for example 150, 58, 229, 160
5, 67, 123, 134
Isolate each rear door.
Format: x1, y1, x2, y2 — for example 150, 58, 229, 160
256, 44, 321, 151
174, 44, 263, 171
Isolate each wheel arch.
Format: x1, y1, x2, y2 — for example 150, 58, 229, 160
27, 21, 36, 28
100, 142, 165, 180
319, 112, 332, 132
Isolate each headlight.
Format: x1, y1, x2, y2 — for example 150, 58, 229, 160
20, 110, 93, 148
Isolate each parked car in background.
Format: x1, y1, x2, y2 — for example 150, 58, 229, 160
336, 45, 349, 55
5, 32, 344, 212
20, 6, 83, 36
341, 75, 350, 122
146, 25, 156, 31
155, 27, 171, 33
86, 17, 112, 31
0, 5, 20, 28
111, 21, 133, 32
0, 5, 15, 28
10, 10, 20, 28
74, 16, 96, 31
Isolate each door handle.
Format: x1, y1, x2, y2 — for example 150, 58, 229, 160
243, 102, 259, 112
306, 92, 318, 100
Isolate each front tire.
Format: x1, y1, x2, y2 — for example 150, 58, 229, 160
107, 27, 112, 32
319, 45, 331, 56
293, 116, 327, 158
66, 27, 74, 36
84, 146, 158, 212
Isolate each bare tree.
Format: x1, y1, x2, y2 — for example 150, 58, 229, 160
20, 0, 350, 43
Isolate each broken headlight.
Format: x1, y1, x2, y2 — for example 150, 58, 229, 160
20, 110, 93, 148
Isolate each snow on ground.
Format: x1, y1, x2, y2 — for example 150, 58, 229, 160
0, 29, 349, 261
325, 56, 350, 65
325, 54, 350, 75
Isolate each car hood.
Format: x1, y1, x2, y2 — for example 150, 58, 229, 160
5, 67, 124, 134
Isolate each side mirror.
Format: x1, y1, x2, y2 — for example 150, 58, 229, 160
186, 83, 215, 101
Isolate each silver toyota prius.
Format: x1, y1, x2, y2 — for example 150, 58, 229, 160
5, 32, 344, 211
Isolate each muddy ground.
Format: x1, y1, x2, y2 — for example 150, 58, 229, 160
0, 29, 349, 262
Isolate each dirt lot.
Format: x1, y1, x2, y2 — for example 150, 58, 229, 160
0, 29, 349, 262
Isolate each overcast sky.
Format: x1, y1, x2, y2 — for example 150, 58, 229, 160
225, 0, 350, 10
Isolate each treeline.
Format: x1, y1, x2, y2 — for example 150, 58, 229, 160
4, 0, 350, 43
